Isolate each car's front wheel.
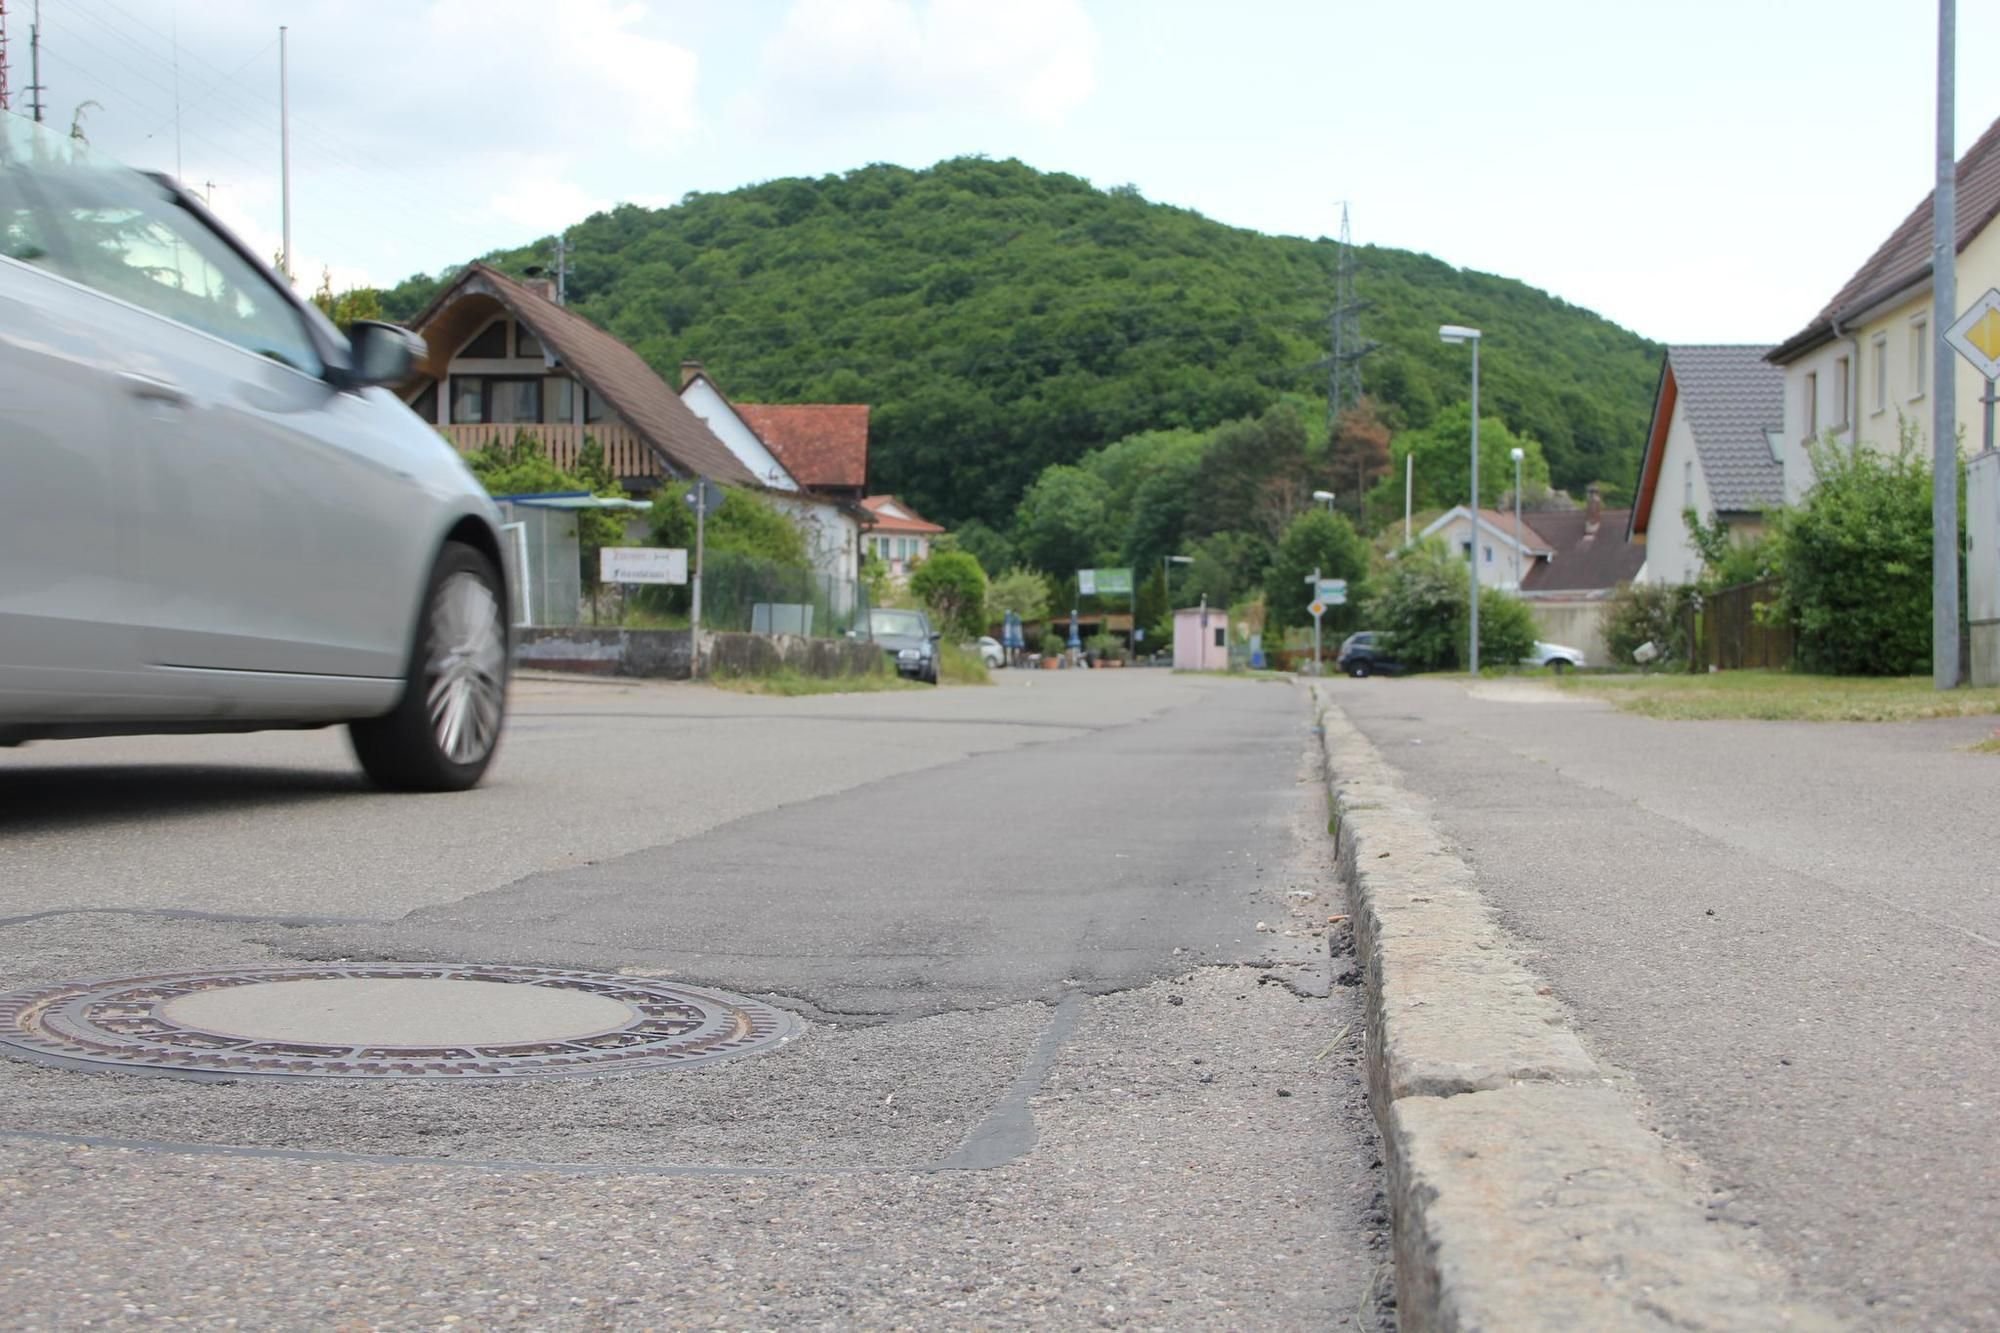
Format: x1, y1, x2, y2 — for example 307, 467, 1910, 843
350, 542, 508, 791
1349, 659, 1372, 678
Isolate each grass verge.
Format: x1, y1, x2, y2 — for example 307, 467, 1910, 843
708, 665, 918, 697
1557, 669, 2000, 722
938, 641, 993, 685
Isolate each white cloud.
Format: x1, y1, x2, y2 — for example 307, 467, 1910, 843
752, 0, 1098, 130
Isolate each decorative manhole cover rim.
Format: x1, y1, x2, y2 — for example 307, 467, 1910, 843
0, 963, 800, 1082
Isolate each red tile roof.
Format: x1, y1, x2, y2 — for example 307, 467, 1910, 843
735, 404, 870, 491
860, 495, 945, 535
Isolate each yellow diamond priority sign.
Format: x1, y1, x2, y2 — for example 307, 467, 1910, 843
1945, 288, 2000, 381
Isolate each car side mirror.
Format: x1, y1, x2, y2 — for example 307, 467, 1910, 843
929, 633, 942, 643
341, 321, 425, 389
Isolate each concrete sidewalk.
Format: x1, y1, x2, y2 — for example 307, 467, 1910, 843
1325, 675, 2000, 1330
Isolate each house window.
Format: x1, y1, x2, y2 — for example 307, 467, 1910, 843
410, 381, 438, 424
448, 376, 541, 424
1804, 371, 1818, 438
1461, 540, 1473, 560
1683, 457, 1694, 502
1213, 627, 1226, 648
1833, 356, 1850, 428
1911, 319, 1928, 399
1872, 335, 1888, 413
585, 387, 610, 423
460, 320, 508, 359
545, 376, 577, 425
1483, 545, 1494, 564
516, 322, 544, 359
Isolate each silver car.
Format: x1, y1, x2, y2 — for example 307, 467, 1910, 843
0, 113, 508, 790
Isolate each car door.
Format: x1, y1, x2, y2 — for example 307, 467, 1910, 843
27, 153, 437, 693
0, 122, 148, 720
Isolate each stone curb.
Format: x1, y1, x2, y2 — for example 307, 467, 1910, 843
1312, 685, 1840, 1332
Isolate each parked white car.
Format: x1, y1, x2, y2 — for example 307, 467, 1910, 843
1523, 640, 1587, 671
0, 113, 509, 790
976, 635, 1005, 668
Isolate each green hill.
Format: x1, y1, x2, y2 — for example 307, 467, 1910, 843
381, 157, 1660, 527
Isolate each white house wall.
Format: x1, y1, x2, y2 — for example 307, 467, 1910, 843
1640, 399, 1710, 586
680, 381, 800, 492
1424, 511, 1526, 590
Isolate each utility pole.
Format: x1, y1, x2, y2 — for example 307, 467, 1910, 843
279, 26, 292, 281
1, 0, 12, 114
1323, 203, 1379, 423
28, 0, 45, 124
1933, 0, 1960, 689
555, 233, 567, 306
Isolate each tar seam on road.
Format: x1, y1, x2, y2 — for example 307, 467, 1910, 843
0, 906, 384, 930
934, 993, 1082, 1171
0, 995, 1088, 1180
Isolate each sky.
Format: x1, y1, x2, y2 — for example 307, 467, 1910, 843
15, 0, 2000, 345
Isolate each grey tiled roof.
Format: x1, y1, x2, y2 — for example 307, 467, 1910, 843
1670, 345, 1784, 513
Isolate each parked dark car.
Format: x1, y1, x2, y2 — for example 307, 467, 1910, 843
869, 608, 940, 684
1335, 631, 1405, 678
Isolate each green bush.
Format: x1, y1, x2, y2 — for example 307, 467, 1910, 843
1365, 539, 1538, 671
1603, 582, 1692, 667
987, 566, 1051, 626
1086, 631, 1122, 659
1040, 631, 1067, 657
1770, 435, 1951, 675
909, 549, 988, 638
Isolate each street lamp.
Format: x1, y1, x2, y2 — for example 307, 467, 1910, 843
1440, 324, 1482, 672
1509, 446, 1525, 590
1311, 489, 1336, 515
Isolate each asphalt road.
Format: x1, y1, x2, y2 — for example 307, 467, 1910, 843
0, 671, 1390, 1328
1326, 674, 2000, 1331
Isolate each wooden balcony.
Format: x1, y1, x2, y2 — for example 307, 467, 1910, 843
439, 423, 658, 482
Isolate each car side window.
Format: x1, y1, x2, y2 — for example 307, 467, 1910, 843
10, 134, 321, 376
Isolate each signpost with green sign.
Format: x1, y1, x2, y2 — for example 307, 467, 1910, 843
1078, 569, 1136, 657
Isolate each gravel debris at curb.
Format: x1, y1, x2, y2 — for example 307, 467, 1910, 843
1313, 685, 1841, 1332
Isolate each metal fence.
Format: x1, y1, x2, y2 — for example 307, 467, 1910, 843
1691, 578, 1794, 671
626, 551, 868, 638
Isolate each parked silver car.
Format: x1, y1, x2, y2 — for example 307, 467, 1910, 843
0, 113, 509, 790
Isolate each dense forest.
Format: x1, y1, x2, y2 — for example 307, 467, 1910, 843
380, 156, 1661, 530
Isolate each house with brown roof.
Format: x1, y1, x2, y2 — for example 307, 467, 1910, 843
1628, 346, 1785, 586
675, 361, 871, 591
1769, 113, 2000, 480
858, 496, 947, 580
397, 263, 757, 490
1414, 505, 1556, 592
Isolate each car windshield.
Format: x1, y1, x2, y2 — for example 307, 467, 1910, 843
869, 610, 929, 638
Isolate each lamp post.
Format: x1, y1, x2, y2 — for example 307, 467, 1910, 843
1509, 446, 1525, 590
1440, 324, 1483, 672
1163, 555, 1192, 662
1311, 489, 1336, 515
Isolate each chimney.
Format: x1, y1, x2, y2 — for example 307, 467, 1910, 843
680, 359, 705, 389
1584, 484, 1603, 535
520, 266, 557, 303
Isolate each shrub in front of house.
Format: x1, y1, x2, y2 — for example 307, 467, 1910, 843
1769, 435, 1950, 676
1366, 538, 1538, 671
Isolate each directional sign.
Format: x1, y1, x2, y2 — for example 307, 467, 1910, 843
1945, 288, 2000, 381
1316, 578, 1349, 606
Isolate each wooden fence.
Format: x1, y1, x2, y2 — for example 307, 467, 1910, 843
1691, 577, 1794, 671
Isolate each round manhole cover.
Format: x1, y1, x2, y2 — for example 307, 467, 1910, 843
0, 964, 799, 1081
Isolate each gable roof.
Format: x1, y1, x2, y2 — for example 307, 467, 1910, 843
734, 404, 870, 491
860, 494, 945, 534
404, 264, 757, 487
1771, 114, 2000, 363
1519, 507, 1647, 594
1417, 506, 1555, 556
1630, 346, 1784, 537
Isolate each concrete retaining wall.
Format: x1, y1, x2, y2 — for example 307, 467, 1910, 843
1523, 596, 1613, 666
514, 627, 882, 681
1311, 684, 1839, 1332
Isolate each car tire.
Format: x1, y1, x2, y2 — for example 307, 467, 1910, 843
350, 542, 509, 792
1548, 658, 1573, 675
1350, 659, 1373, 678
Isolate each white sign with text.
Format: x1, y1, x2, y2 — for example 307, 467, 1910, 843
600, 547, 689, 585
